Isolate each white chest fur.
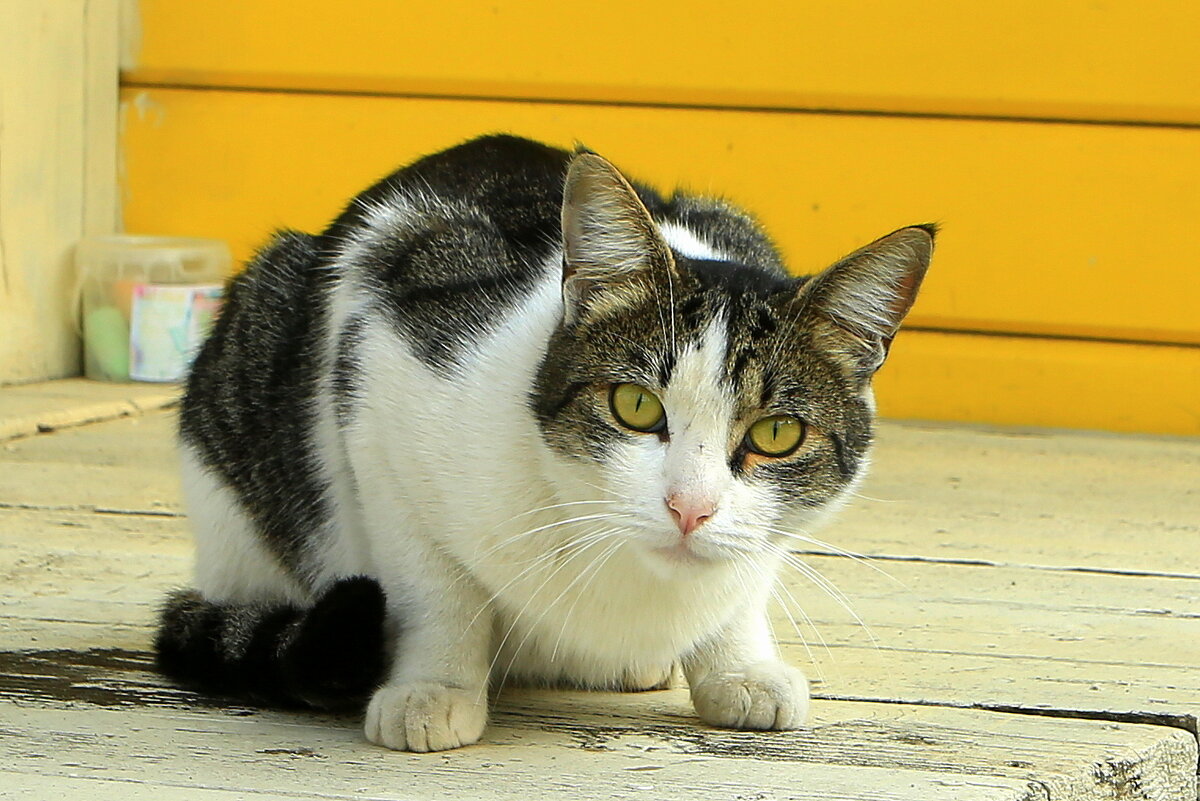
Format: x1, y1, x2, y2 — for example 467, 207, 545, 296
336, 261, 773, 689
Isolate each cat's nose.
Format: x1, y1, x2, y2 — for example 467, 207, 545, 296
665, 494, 716, 537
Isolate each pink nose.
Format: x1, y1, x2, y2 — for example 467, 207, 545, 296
666, 495, 716, 537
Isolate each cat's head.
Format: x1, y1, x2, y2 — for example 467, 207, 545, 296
532, 151, 933, 571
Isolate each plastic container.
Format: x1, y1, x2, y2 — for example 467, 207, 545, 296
76, 236, 231, 382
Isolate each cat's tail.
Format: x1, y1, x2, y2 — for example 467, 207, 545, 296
154, 576, 389, 711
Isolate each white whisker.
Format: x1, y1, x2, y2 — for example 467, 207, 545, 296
767, 542, 879, 649
469, 511, 632, 565
485, 531, 619, 699
550, 539, 625, 662
485, 499, 620, 534
848, 491, 904, 504
762, 524, 904, 588
575, 479, 623, 500
463, 527, 617, 637
771, 579, 831, 683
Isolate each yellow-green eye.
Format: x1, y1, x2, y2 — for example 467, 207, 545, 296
609, 383, 666, 433
746, 415, 806, 457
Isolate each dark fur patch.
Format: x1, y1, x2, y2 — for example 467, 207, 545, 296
332, 315, 367, 425
327, 135, 573, 373
179, 231, 331, 573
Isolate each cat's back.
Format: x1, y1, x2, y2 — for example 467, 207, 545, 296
181, 136, 573, 457
325, 135, 574, 281
320, 135, 577, 371
181, 230, 325, 447
328, 134, 572, 243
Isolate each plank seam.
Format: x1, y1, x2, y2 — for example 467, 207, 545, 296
790, 549, 1200, 582
0, 395, 179, 443
119, 78, 1200, 133
903, 326, 1200, 351
0, 501, 182, 516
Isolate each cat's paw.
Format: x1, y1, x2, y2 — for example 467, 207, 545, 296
690, 661, 809, 730
364, 682, 487, 752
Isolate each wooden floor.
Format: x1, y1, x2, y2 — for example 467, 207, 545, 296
1, 380, 1198, 800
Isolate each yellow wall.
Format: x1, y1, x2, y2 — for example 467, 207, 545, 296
120, 1, 1200, 435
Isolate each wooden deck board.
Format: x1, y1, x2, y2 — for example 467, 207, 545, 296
836, 422, 1200, 576
0, 639, 1194, 801
1, 397, 1198, 798
0, 379, 178, 443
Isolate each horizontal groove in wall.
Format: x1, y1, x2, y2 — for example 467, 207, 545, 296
120, 75, 1200, 133
904, 326, 1200, 351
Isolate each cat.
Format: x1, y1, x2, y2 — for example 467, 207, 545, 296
155, 134, 933, 752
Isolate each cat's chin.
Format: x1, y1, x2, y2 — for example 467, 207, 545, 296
652, 542, 713, 566
636, 538, 736, 576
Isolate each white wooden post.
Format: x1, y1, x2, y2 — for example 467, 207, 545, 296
0, 0, 119, 385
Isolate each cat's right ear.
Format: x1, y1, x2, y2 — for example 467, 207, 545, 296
560, 152, 673, 324
803, 224, 935, 379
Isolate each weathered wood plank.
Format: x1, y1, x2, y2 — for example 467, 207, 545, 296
0, 679, 1193, 800
839, 422, 1200, 575
0, 773, 300, 801
0, 414, 182, 513
0, 379, 178, 442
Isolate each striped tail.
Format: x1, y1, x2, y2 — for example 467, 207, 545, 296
154, 576, 388, 711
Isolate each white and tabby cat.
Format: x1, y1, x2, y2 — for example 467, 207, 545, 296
156, 134, 933, 752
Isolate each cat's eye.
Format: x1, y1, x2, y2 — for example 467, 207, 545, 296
609, 383, 666, 433
746, 415, 806, 457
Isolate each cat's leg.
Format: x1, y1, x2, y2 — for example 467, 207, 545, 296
179, 444, 308, 605
683, 604, 809, 730
362, 536, 493, 752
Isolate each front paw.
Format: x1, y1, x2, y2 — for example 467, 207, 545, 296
690, 661, 809, 730
364, 681, 487, 752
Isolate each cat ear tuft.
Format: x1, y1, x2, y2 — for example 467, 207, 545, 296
806, 225, 935, 375
560, 152, 672, 322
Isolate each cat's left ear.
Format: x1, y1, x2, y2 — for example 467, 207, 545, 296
803, 224, 935, 377
560, 152, 674, 323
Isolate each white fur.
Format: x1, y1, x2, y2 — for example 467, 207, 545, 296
658, 222, 726, 261
180, 446, 307, 605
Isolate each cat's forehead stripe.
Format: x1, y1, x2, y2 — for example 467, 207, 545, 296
720, 294, 784, 406
664, 315, 734, 427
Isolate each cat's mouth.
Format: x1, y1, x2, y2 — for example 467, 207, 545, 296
651, 540, 715, 565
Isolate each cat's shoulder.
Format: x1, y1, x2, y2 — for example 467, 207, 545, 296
324, 135, 573, 239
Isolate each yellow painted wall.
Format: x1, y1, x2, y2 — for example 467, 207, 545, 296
120, 2, 1200, 435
